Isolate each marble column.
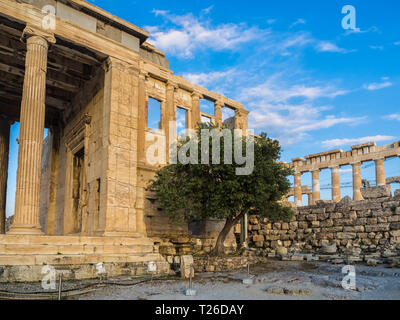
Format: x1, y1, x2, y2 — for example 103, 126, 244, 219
307, 193, 313, 206
191, 92, 201, 130
214, 101, 223, 128
311, 169, 320, 205
294, 172, 302, 207
375, 158, 386, 186
0, 118, 10, 234
352, 162, 363, 201
8, 27, 55, 235
331, 165, 341, 203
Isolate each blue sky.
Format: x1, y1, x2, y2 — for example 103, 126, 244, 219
6, 0, 400, 215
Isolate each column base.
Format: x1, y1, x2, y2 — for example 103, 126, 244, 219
7, 224, 43, 235
353, 190, 363, 201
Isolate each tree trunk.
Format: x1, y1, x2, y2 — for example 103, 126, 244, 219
211, 213, 244, 256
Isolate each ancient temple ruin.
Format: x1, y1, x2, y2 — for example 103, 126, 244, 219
285, 141, 400, 207
0, 0, 248, 280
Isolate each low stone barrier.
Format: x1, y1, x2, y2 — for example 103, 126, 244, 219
248, 186, 400, 265
193, 256, 267, 273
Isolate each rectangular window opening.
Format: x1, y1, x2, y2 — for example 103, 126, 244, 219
147, 97, 162, 130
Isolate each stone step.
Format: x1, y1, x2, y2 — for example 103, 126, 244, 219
0, 243, 155, 255
0, 235, 155, 247
0, 252, 165, 266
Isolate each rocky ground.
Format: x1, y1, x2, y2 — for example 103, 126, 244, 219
78, 260, 400, 300
1, 260, 399, 300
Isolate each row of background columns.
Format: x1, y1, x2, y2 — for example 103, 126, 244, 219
292, 156, 391, 207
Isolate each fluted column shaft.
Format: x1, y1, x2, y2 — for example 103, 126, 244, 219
331, 166, 341, 202
0, 119, 10, 234
191, 93, 201, 130
307, 193, 313, 206
311, 169, 320, 205
9, 32, 54, 235
375, 158, 386, 186
294, 172, 302, 207
214, 101, 223, 128
352, 162, 363, 201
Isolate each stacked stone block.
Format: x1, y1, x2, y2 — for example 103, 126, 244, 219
249, 186, 400, 261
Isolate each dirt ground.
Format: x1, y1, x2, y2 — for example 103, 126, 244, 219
1, 260, 399, 300
82, 260, 400, 300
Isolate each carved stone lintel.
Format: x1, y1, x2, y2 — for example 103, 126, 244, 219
22, 25, 56, 44
103, 57, 140, 74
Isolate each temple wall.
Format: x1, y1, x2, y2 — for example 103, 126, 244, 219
51, 85, 105, 236
39, 135, 52, 233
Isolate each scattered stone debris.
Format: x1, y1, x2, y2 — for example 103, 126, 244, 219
265, 287, 313, 296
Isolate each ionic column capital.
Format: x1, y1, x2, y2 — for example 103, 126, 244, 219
191, 91, 202, 100
22, 25, 56, 44
235, 108, 249, 116
166, 80, 178, 90
215, 100, 224, 108
139, 70, 149, 81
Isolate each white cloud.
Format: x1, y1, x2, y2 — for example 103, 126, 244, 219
238, 75, 349, 103
364, 80, 393, 91
234, 73, 360, 145
370, 45, 384, 50
146, 11, 260, 58
395, 41, 400, 46
147, 11, 354, 58
182, 69, 237, 88
316, 41, 354, 53
289, 18, 306, 29
201, 5, 214, 15
384, 114, 400, 121
322, 135, 396, 148
342, 26, 379, 36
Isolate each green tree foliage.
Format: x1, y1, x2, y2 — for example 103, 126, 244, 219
151, 123, 293, 255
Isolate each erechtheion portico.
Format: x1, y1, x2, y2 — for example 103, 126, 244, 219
286, 141, 400, 207
0, 0, 248, 279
